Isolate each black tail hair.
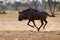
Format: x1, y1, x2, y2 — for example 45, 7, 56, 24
45, 12, 51, 17
47, 13, 51, 17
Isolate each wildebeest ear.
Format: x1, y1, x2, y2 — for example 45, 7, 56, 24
17, 9, 22, 13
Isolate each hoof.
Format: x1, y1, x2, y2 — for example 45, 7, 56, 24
31, 26, 34, 28
37, 28, 40, 32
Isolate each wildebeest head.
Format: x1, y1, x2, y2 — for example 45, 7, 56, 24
18, 11, 22, 21
18, 10, 28, 21
18, 8, 37, 21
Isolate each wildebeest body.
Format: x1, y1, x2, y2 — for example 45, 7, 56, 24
18, 9, 50, 31
19, 9, 47, 20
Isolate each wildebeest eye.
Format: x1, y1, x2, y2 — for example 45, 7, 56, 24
20, 12, 22, 13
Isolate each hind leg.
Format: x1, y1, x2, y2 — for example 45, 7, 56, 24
43, 20, 48, 30
38, 20, 44, 31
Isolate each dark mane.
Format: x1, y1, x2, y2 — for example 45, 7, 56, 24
23, 8, 38, 12
23, 9, 30, 12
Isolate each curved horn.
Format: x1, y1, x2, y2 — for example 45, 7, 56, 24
18, 9, 23, 14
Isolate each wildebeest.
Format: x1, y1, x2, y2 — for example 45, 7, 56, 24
18, 8, 50, 31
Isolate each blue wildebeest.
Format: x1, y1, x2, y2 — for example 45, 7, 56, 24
18, 8, 50, 31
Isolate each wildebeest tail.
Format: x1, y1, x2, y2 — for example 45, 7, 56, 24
46, 12, 51, 17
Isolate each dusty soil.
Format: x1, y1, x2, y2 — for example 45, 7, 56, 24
0, 30, 60, 40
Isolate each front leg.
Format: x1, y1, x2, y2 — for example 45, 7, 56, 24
32, 20, 38, 31
27, 20, 34, 28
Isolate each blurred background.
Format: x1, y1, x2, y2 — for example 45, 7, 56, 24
0, 0, 60, 31
0, 0, 60, 16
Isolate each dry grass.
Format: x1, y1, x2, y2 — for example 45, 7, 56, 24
0, 11, 18, 18
0, 30, 60, 40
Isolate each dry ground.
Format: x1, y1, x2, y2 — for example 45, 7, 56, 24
0, 11, 60, 40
